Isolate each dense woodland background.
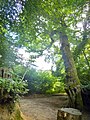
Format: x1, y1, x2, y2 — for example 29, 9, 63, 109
0, 0, 90, 110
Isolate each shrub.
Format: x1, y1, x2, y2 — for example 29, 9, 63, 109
26, 71, 65, 94
0, 76, 28, 103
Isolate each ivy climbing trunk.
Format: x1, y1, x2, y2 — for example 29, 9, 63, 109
59, 32, 83, 110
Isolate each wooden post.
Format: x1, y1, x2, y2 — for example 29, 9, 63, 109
57, 108, 82, 120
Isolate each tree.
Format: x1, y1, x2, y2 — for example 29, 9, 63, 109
0, 0, 27, 67
21, 0, 90, 109
73, 1, 90, 60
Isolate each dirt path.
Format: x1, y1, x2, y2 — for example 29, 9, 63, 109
20, 95, 90, 120
20, 95, 68, 120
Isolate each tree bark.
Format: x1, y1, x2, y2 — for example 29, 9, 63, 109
59, 32, 83, 110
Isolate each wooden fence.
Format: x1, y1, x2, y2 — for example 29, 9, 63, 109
0, 67, 12, 79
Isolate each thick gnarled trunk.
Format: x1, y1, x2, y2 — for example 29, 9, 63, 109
59, 33, 83, 110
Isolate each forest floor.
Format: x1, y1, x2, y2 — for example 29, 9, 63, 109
20, 94, 90, 120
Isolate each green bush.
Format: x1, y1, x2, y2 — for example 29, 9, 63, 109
26, 71, 65, 94
0, 77, 28, 103
13, 66, 65, 94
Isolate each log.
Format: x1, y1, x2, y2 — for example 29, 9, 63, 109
57, 108, 82, 120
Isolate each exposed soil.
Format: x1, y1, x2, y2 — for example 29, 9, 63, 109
20, 94, 90, 120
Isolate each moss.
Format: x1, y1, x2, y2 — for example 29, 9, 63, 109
0, 102, 24, 120
10, 103, 24, 120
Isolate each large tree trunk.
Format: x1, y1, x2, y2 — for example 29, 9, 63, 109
59, 32, 83, 110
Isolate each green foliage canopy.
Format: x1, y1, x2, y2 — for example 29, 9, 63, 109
0, 0, 90, 93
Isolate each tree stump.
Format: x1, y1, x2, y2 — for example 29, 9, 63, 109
57, 108, 82, 120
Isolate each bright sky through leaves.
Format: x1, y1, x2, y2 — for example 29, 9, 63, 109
18, 48, 52, 70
